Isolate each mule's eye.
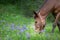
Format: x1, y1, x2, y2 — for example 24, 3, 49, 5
35, 21, 37, 23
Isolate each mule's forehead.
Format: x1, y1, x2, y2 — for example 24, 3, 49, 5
35, 18, 42, 24
35, 17, 41, 21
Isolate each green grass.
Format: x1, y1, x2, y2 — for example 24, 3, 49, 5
0, 4, 60, 40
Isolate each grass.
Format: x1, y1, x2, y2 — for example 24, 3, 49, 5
0, 4, 60, 40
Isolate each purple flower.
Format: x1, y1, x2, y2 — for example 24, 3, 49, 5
16, 25, 21, 30
16, 25, 25, 33
16, 25, 28, 33
11, 23, 15, 30
22, 25, 28, 30
11, 23, 15, 27
16, 27, 21, 30
20, 28, 25, 33
20, 25, 27, 33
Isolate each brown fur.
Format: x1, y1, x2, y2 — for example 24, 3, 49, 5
34, 0, 60, 33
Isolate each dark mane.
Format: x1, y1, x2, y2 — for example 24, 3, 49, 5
37, 0, 48, 13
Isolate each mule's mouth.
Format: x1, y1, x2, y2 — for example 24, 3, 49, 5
40, 30, 45, 33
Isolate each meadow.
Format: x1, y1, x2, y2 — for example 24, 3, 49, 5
0, 4, 60, 40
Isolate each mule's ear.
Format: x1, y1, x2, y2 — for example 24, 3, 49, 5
33, 11, 38, 19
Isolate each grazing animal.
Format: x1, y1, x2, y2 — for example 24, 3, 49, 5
34, 0, 60, 33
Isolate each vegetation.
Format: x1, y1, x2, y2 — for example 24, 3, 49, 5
0, 0, 60, 40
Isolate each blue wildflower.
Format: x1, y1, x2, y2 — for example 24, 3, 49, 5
11, 23, 15, 27
16, 25, 21, 30
22, 25, 28, 30
16, 25, 28, 33
11, 23, 15, 30
16, 27, 21, 30
20, 28, 25, 33
16, 27, 24, 33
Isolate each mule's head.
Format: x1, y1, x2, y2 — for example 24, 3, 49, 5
33, 11, 45, 33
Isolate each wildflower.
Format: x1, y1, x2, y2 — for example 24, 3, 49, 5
16, 25, 21, 30
19, 25, 27, 33
22, 25, 28, 30
16, 25, 28, 33
16, 27, 21, 30
20, 28, 25, 33
11, 23, 15, 30
16, 26, 25, 33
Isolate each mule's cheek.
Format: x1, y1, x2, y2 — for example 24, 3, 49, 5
35, 23, 37, 29
35, 24, 39, 30
35, 27, 37, 30
35, 24, 40, 32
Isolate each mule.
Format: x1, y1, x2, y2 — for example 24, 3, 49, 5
34, 0, 60, 33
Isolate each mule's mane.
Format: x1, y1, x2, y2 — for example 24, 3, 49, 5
37, 0, 48, 13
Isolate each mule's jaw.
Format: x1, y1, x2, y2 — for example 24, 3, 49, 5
35, 29, 39, 33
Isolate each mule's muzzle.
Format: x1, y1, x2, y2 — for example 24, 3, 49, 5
40, 30, 45, 33
35, 29, 45, 34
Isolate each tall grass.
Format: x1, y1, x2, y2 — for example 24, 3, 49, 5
0, 4, 60, 40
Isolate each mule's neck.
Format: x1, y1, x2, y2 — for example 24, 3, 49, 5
38, 10, 47, 25
38, 10, 48, 19
38, 0, 56, 18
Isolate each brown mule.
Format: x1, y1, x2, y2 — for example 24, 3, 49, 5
34, 0, 60, 33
